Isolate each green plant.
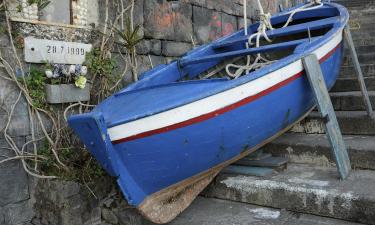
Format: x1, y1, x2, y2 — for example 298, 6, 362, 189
37, 139, 105, 181
27, 0, 50, 10
16, 4, 22, 13
84, 48, 118, 102
114, 17, 143, 81
19, 67, 46, 109
85, 48, 116, 78
114, 17, 143, 53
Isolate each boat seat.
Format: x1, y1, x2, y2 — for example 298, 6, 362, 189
180, 37, 319, 67
213, 16, 339, 49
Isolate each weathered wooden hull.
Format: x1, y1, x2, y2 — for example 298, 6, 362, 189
68, 2, 348, 224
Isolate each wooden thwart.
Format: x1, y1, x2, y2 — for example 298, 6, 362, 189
180, 37, 317, 67
302, 54, 351, 180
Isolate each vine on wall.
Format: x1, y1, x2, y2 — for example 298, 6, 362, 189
0, 0, 141, 185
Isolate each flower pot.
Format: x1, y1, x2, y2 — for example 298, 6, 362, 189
45, 84, 90, 104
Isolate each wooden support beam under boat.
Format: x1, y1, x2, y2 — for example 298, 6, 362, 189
213, 16, 339, 49
180, 37, 318, 67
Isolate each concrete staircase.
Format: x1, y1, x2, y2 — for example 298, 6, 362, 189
179, 1, 375, 225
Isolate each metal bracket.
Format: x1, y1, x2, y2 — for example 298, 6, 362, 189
302, 54, 351, 180
344, 25, 374, 119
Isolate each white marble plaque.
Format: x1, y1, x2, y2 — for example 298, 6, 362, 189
24, 37, 92, 64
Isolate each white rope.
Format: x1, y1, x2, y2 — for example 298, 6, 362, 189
225, 0, 323, 79
282, 0, 323, 28
225, 0, 274, 79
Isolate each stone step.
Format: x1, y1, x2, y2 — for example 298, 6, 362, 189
351, 30, 375, 40
349, 37, 375, 48
350, 17, 375, 25
348, 23, 375, 33
337, 2, 373, 8
330, 91, 375, 111
349, 9, 375, 16
204, 164, 375, 224
341, 3, 375, 10
339, 64, 375, 78
332, 77, 375, 92
343, 53, 375, 66
344, 44, 375, 55
262, 133, 375, 170
170, 197, 365, 225
292, 111, 375, 135
335, 0, 374, 6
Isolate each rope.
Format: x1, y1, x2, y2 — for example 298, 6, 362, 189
282, 0, 323, 28
225, 0, 274, 79
225, 0, 323, 79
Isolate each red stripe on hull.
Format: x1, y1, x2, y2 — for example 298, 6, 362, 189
112, 42, 342, 145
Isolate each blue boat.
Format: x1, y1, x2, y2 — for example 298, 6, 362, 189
68, 2, 348, 223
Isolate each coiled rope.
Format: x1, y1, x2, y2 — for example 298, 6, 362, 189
226, 0, 323, 79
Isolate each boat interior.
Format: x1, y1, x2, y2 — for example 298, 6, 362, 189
96, 3, 345, 127
123, 4, 343, 92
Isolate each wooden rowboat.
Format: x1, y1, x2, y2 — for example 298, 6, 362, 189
68, 2, 348, 223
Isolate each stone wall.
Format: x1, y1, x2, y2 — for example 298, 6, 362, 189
0, 1, 296, 224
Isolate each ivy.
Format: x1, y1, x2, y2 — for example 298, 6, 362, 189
18, 67, 47, 109
85, 48, 116, 78
27, 0, 51, 10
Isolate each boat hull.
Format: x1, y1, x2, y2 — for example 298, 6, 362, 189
108, 31, 343, 222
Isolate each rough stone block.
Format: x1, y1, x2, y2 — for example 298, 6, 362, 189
136, 39, 162, 55
205, 0, 241, 16
83, 207, 101, 225
0, 138, 29, 207
113, 53, 167, 86
221, 13, 238, 36
0, 209, 3, 225
193, 6, 222, 44
0, 30, 10, 48
3, 200, 34, 225
98, 0, 144, 38
237, 17, 252, 29
101, 208, 118, 225
162, 41, 192, 57
144, 0, 193, 42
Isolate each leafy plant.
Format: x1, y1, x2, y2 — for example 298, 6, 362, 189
84, 48, 118, 102
85, 48, 116, 78
16, 4, 22, 13
27, 0, 51, 10
19, 67, 46, 109
114, 17, 143, 52
114, 17, 143, 81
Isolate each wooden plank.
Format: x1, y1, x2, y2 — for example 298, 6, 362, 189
213, 16, 338, 49
222, 165, 274, 177
245, 149, 272, 161
234, 156, 288, 168
344, 25, 374, 118
302, 54, 351, 180
180, 37, 314, 67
